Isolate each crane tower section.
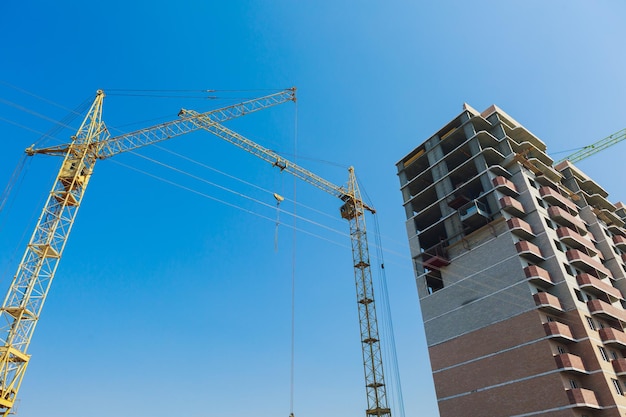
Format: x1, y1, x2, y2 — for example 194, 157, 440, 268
0, 91, 108, 412
0, 88, 392, 417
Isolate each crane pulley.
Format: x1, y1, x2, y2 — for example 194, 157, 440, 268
0, 88, 391, 417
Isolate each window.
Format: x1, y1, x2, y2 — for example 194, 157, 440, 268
536, 198, 546, 209
554, 240, 566, 252
545, 218, 555, 230
611, 350, 619, 360
586, 316, 596, 330
612, 378, 624, 395
569, 379, 578, 389
574, 290, 592, 303
558, 345, 567, 355
564, 263, 575, 276
575, 289, 585, 303
599, 346, 610, 362
529, 179, 537, 189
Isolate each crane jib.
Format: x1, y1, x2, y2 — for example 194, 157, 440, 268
4, 87, 390, 417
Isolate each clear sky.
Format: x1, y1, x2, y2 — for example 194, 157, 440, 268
1, 2, 625, 417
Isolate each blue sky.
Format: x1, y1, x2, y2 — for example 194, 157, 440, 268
1, 2, 625, 417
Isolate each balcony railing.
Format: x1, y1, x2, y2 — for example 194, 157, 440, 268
500, 196, 525, 217
524, 265, 554, 287
516, 241, 544, 262
613, 234, 626, 251
566, 388, 600, 409
566, 249, 611, 277
534, 292, 563, 313
492, 176, 519, 196
459, 200, 490, 226
557, 227, 598, 257
543, 321, 574, 342
548, 206, 587, 235
577, 273, 623, 301
555, 353, 587, 373
421, 244, 450, 270
507, 218, 535, 240
599, 327, 626, 348
539, 186, 578, 212
612, 358, 626, 376
587, 299, 626, 324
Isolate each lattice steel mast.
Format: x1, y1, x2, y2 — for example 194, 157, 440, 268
0, 88, 295, 416
1, 87, 391, 417
0, 90, 108, 414
181, 111, 391, 417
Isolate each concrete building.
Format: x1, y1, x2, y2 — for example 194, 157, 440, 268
396, 104, 626, 417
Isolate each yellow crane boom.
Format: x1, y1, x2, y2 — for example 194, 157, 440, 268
0, 88, 391, 417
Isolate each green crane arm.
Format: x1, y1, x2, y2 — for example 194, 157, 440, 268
556, 127, 626, 164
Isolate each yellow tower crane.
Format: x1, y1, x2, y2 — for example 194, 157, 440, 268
0, 88, 392, 417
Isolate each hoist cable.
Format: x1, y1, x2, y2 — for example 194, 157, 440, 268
289, 100, 298, 417
127, 151, 351, 240
110, 159, 350, 250
372, 213, 406, 417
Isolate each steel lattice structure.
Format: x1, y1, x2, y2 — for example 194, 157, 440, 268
0, 91, 108, 412
182, 114, 390, 417
557, 127, 626, 164
0, 87, 391, 417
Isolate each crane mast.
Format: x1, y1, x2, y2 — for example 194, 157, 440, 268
181, 111, 390, 417
0, 90, 108, 413
0, 88, 391, 417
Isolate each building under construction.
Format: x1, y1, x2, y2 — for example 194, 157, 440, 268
396, 104, 626, 416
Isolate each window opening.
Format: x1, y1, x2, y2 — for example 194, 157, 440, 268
599, 346, 609, 362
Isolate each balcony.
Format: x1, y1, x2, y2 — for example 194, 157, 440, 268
577, 273, 623, 301
524, 265, 554, 287
557, 227, 598, 257
421, 244, 450, 270
566, 388, 600, 409
608, 223, 626, 238
594, 206, 625, 228
500, 196, 525, 217
507, 218, 535, 240
459, 200, 490, 227
566, 249, 611, 277
539, 186, 578, 212
613, 235, 626, 251
548, 206, 587, 235
543, 321, 575, 342
612, 358, 626, 376
555, 353, 587, 373
516, 241, 545, 262
599, 327, 626, 348
534, 292, 563, 313
447, 192, 471, 210
587, 299, 626, 324
492, 176, 519, 196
